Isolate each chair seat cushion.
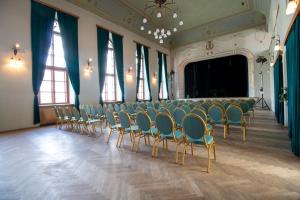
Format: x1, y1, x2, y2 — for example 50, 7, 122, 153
141, 127, 158, 135
188, 135, 214, 145
125, 125, 139, 132
111, 124, 121, 129
161, 130, 183, 139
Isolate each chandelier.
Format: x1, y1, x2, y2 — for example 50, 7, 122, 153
140, 0, 183, 44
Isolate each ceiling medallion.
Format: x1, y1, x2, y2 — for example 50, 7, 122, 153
140, 0, 183, 44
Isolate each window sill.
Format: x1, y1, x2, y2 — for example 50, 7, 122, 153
39, 104, 74, 108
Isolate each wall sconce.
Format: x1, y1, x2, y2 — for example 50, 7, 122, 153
85, 58, 94, 73
273, 35, 281, 52
152, 72, 158, 82
286, 0, 298, 15
10, 43, 22, 68
127, 66, 133, 81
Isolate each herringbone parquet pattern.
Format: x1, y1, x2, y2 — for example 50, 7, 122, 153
1, 110, 300, 200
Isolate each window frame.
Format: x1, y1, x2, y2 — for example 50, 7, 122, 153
159, 54, 168, 100
39, 20, 70, 105
102, 39, 121, 103
136, 47, 150, 101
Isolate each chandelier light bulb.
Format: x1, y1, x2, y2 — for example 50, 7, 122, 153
155, 35, 158, 39
173, 27, 177, 32
179, 21, 183, 26
143, 18, 148, 23
163, 34, 167, 38
167, 30, 171, 36
140, 26, 144, 31
159, 35, 162, 39
148, 30, 152, 35
156, 12, 162, 18
156, 28, 159, 33
173, 12, 178, 19
161, 28, 165, 33
160, 39, 163, 44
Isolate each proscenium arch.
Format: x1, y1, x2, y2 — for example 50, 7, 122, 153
174, 48, 255, 99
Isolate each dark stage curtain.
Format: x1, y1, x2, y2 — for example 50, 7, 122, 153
273, 55, 284, 125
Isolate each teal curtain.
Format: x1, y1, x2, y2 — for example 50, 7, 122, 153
163, 54, 169, 100
273, 55, 284, 125
97, 27, 110, 104
136, 43, 142, 101
143, 46, 152, 101
286, 16, 300, 156
57, 12, 80, 109
31, 0, 55, 124
158, 52, 163, 100
112, 33, 125, 102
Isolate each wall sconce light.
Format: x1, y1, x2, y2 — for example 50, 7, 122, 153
85, 58, 94, 73
10, 43, 22, 68
286, 0, 298, 15
152, 72, 158, 82
273, 35, 281, 52
127, 66, 133, 81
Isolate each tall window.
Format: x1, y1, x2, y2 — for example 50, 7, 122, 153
40, 20, 71, 105
102, 35, 122, 102
159, 55, 168, 99
136, 47, 150, 100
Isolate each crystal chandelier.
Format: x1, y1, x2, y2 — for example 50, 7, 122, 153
140, 0, 183, 44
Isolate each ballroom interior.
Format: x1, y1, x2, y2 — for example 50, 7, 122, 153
1, 0, 300, 199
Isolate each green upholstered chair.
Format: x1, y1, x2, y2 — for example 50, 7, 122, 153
226, 105, 247, 141
159, 107, 171, 116
147, 107, 157, 124
79, 108, 100, 136
208, 104, 227, 138
72, 107, 82, 132
154, 113, 184, 163
134, 111, 158, 152
182, 113, 216, 173
120, 103, 126, 111
181, 104, 191, 114
114, 104, 121, 114
191, 108, 213, 135
106, 110, 121, 144
117, 111, 138, 148
173, 108, 186, 130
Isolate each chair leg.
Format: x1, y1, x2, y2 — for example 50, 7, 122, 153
106, 129, 113, 144
213, 142, 216, 160
207, 145, 211, 173
182, 143, 187, 165
136, 135, 142, 152
166, 139, 168, 151
147, 135, 150, 145
242, 126, 246, 141
163, 140, 165, 149
116, 131, 122, 147
144, 137, 147, 145
151, 139, 157, 157
175, 142, 179, 163
191, 143, 194, 156
119, 132, 124, 148
131, 134, 136, 151
155, 140, 160, 157
223, 125, 227, 139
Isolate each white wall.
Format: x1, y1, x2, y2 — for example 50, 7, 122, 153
0, 0, 170, 132
171, 28, 273, 107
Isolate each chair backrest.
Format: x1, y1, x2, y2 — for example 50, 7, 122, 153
201, 103, 210, 113
90, 105, 97, 116
106, 111, 116, 126
191, 108, 207, 122
182, 114, 207, 144
239, 102, 249, 113
181, 105, 191, 113
54, 106, 61, 118
173, 108, 186, 127
135, 106, 144, 113
118, 111, 131, 129
80, 109, 89, 121
108, 104, 114, 112
64, 107, 72, 119
114, 104, 120, 113
57, 107, 65, 118
155, 113, 174, 137
120, 104, 126, 111
147, 102, 154, 108
136, 111, 152, 132
147, 107, 157, 122
127, 104, 135, 114
154, 102, 160, 109
226, 105, 244, 124
72, 107, 81, 120
159, 107, 171, 115
208, 105, 225, 124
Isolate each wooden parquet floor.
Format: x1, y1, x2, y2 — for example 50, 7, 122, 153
1, 110, 300, 200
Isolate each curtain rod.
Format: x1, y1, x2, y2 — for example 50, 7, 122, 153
96, 25, 124, 38
133, 40, 151, 49
156, 50, 168, 56
33, 0, 79, 19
